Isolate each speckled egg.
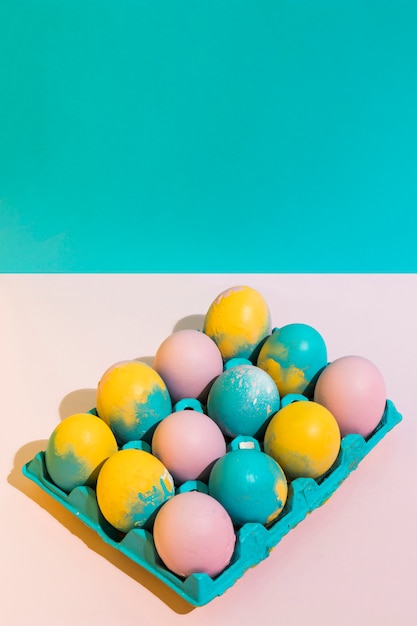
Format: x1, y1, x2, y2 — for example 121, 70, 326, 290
153, 491, 236, 578
151, 409, 227, 484
203, 285, 271, 361
96, 448, 175, 533
314, 355, 387, 438
153, 329, 223, 404
45, 412, 118, 493
208, 439, 288, 526
257, 323, 327, 398
206, 363, 280, 438
264, 400, 341, 480
96, 360, 172, 444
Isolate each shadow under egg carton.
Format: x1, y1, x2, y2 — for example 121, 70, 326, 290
22, 399, 402, 607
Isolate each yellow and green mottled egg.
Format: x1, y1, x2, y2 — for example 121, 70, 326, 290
257, 323, 327, 398
96, 360, 172, 445
96, 448, 175, 533
203, 285, 271, 361
45, 412, 118, 493
263, 400, 341, 480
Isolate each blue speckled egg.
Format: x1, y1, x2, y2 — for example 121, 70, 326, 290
208, 438, 288, 526
257, 324, 327, 398
206, 363, 280, 438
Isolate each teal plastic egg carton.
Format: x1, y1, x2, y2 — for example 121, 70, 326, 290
22, 399, 402, 607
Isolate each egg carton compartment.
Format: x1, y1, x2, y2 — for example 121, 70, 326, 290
22, 399, 402, 606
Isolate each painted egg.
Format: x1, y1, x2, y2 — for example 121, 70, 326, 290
96, 448, 175, 533
153, 329, 223, 404
96, 360, 172, 444
264, 400, 341, 480
153, 491, 236, 578
206, 363, 280, 438
203, 285, 271, 361
208, 439, 288, 526
314, 355, 387, 438
257, 323, 327, 398
45, 412, 118, 493
151, 409, 227, 484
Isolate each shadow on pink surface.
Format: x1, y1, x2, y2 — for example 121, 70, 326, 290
8, 438, 196, 615
59, 388, 98, 420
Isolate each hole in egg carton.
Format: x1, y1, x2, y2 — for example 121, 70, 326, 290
173, 398, 205, 413
238, 440, 256, 450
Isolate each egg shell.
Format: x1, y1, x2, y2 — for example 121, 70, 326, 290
207, 363, 280, 438
257, 323, 327, 398
151, 410, 227, 484
153, 491, 236, 578
313, 355, 387, 438
45, 412, 118, 493
96, 448, 175, 533
96, 360, 172, 444
153, 330, 223, 404
203, 285, 271, 361
264, 400, 341, 480
208, 444, 288, 526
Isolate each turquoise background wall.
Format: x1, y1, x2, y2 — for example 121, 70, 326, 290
1, 0, 416, 272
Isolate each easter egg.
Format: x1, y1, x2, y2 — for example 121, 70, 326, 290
153, 491, 236, 578
153, 329, 223, 403
206, 363, 280, 438
264, 400, 341, 480
314, 355, 387, 438
96, 448, 174, 533
45, 412, 118, 493
257, 323, 327, 398
208, 440, 288, 526
203, 285, 271, 361
152, 409, 227, 484
96, 360, 172, 444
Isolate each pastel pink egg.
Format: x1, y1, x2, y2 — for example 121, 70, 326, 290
153, 491, 236, 578
151, 410, 226, 484
314, 355, 386, 438
153, 330, 223, 403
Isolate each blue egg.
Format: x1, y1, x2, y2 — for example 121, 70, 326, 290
206, 363, 280, 438
257, 323, 327, 398
208, 438, 288, 526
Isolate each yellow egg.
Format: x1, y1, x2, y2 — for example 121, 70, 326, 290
45, 413, 118, 493
203, 286, 271, 361
264, 401, 341, 480
96, 360, 172, 444
96, 448, 175, 533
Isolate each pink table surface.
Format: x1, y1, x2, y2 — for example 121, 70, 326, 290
1, 274, 416, 626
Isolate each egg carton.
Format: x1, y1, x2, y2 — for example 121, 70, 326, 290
22, 399, 402, 607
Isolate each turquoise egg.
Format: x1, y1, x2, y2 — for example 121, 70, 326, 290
257, 324, 327, 399
206, 363, 280, 438
208, 438, 288, 527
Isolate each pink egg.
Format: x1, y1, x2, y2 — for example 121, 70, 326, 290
153, 330, 224, 403
153, 491, 236, 578
152, 410, 227, 483
313, 355, 387, 438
